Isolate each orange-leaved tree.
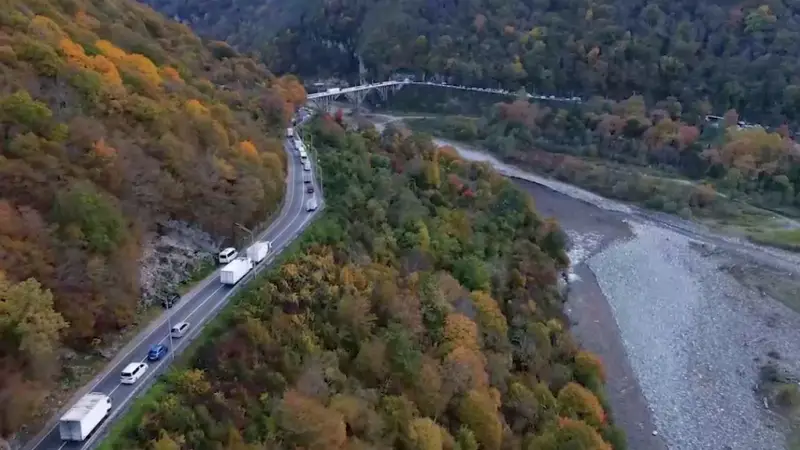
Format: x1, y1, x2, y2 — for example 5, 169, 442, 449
278, 390, 348, 449
238, 140, 258, 159
556, 382, 606, 427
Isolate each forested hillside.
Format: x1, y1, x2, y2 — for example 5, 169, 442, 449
145, 0, 800, 126
0, 0, 305, 438
403, 90, 800, 217
102, 118, 623, 450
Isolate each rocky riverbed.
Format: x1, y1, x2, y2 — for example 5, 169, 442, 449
429, 136, 800, 450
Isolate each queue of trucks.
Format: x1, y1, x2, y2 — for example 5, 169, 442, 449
219, 241, 272, 285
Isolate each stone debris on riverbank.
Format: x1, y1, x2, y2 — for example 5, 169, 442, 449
589, 220, 796, 450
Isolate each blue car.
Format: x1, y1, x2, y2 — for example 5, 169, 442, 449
147, 344, 168, 361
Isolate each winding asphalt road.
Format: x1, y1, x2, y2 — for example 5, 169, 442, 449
27, 137, 321, 450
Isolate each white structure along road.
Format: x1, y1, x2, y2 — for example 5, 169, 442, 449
307, 80, 754, 127
306, 79, 582, 103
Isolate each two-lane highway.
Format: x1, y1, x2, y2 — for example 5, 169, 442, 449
29, 136, 322, 450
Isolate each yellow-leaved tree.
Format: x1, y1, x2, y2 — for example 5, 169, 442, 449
408, 417, 445, 450
457, 389, 503, 450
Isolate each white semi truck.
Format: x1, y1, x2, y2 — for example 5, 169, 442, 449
246, 241, 272, 263
306, 196, 318, 211
59, 392, 112, 441
219, 257, 253, 285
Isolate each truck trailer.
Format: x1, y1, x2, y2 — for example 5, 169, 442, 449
220, 257, 253, 285
306, 196, 319, 211
59, 392, 112, 441
247, 241, 272, 263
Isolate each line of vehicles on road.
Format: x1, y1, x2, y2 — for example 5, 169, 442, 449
58, 129, 320, 444
58, 239, 274, 442
287, 127, 319, 212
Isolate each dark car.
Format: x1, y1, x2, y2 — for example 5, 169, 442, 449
147, 343, 168, 361
161, 293, 180, 309
306, 186, 315, 194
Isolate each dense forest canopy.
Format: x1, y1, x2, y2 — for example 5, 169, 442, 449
102, 117, 624, 450
144, 0, 800, 126
0, 0, 306, 438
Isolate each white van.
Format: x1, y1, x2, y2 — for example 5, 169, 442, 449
306, 197, 318, 212
120, 362, 148, 384
171, 321, 190, 338
218, 247, 238, 264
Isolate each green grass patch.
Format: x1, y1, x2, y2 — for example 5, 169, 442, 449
748, 228, 800, 252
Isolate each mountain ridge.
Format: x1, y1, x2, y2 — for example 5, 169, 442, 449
142, 0, 800, 126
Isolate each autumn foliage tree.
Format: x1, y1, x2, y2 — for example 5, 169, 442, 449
408, 417, 445, 450
458, 389, 504, 450
528, 418, 613, 450
557, 382, 606, 427
278, 390, 348, 449
0, 272, 67, 435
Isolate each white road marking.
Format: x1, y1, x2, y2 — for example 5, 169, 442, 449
107, 283, 227, 396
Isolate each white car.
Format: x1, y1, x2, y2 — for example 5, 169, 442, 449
218, 247, 238, 264
306, 197, 318, 212
171, 321, 190, 338
120, 362, 148, 384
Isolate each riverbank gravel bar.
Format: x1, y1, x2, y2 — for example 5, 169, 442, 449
589, 220, 793, 450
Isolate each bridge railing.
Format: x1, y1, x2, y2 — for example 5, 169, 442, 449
306, 80, 582, 103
